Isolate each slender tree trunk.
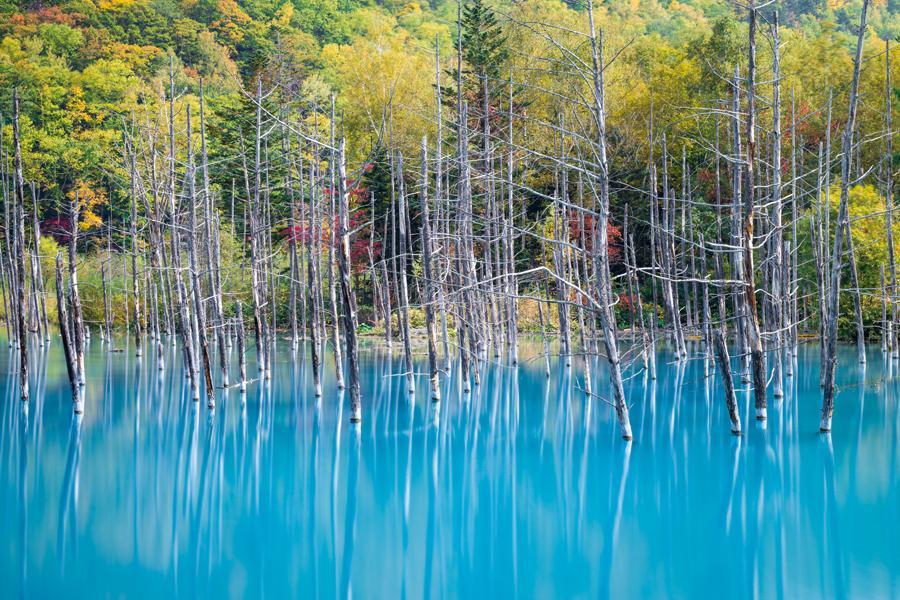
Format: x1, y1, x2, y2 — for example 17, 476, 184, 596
885, 41, 897, 358
236, 301, 247, 392
67, 192, 85, 387
11, 89, 29, 400
420, 138, 441, 402
742, 1, 769, 419
396, 153, 416, 394
770, 12, 785, 396
336, 140, 362, 422
186, 107, 216, 409
130, 151, 143, 357
821, 0, 869, 432
56, 253, 81, 412
587, 5, 632, 440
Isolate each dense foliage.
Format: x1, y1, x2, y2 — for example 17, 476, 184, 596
1, 0, 899, 333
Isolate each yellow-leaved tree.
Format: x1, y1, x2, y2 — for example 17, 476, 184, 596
68, 181, 107, 232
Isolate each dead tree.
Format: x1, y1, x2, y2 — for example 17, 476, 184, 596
885, 40, 897, 357
30, 186, 49, 345
395, 153, 416, 394
307, 146, 323, 398
56, 253, 81, 413
587, 4, 633, 440
11, 89, 29, 400
821, 0, 869, 433
231, 302, 245, 392
328, 97, 344, 390
200, 82, 229, 387
186, 106, 216, 409
129, 149, 143, 357
741, 0, 769, 420
336, 140, 362, 421
67, 191, 85, 386
420, 138, 441, 402
769, 12, 785, 397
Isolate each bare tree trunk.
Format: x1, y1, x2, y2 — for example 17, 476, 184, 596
169, 58, 198, 396
328, 97, 344, 390
56, 253, 81, 412
506, 72, 519, 366
380, 216, 394, 351
821, 0, 869, 432
844, 217, 867, 364
699, 236, 714, 378
790, 90, 800, 358
742, 1, 769, 419
307, 150, 323, 398
335, 140, 362, 422
236, 301, 247, 392
101, 263, 111, 343
660, 137, 685, 358
67, 192, 85, 387
396, 153, 416, 394
730, 68, 749, 383
553, 165, 571, 366
287, 126, 300, 353
420, 138, 441, 402
770, 12, 785, 397
587, 5, 632, 440
11, 89, 29, 400
885, 40, 897, 358
538, 279, 551, 378
628, 232, 656, 379
882, 264, 889, 353
129, 151, 143, 357
186, 107, 216, 409
199, 82, 229, 387
434, 38, 451, 372
30, 186, 49, 344
250, 79, 269, 379
713, 328, 741, 435
0, 259, 12, 346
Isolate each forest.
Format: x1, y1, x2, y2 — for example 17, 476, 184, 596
3, 1, 900, 597
0, 0, 898, 432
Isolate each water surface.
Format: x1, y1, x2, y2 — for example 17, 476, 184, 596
0, 337, 898, 598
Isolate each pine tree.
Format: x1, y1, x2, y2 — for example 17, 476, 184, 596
461, 0, 509, 84
443, 0, 512, 122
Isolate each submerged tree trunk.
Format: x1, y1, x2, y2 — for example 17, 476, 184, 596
821, 0, 869, 432
395, 153, 416, 395
56, 253, 81, 412
742, 1, 769, 420
420, 138, 441, 402
587, 4, 632, 440
713, 327, 741, 435
336, 140, 362, 422
186, 106, 215, 409
885, 40, 897, 358
68, 192, 85, 387
12, 89, 29, 400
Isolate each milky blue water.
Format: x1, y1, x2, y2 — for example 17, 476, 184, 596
0, 336, 898, 599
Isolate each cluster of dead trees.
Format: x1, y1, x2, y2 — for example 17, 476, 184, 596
0, 0, 893, 440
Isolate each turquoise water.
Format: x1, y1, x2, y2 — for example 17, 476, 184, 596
0, 337, 898, 598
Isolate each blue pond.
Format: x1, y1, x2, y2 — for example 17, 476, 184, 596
0, 337, 898, 598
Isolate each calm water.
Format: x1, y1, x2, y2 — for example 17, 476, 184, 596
0, 335, 898, 599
